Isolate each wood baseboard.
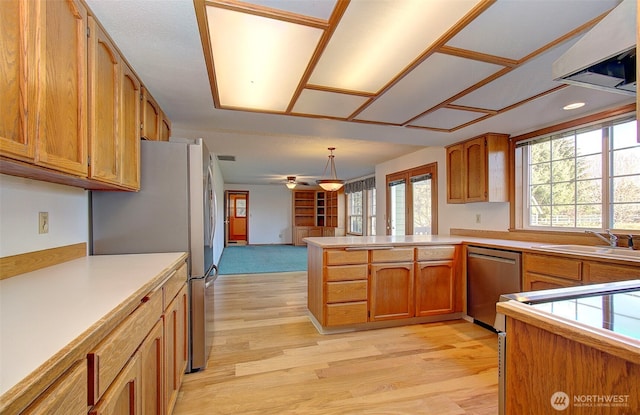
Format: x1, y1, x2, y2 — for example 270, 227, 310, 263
0, 243, 87, 280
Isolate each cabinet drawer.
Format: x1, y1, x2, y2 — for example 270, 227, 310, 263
415, 246, 456, 261
325, 264, 368, 281
325, 302, 368, 326
523, 253, 582, 281
88, 289, 162, 405
325, 249, 368, 265
163, 262, 187, 308
326, 280, 367, 303
584, 262, 639, 283
371, 248, 414, 263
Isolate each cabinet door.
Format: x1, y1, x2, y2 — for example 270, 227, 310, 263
120, 62, 141, 189
36, 0, 88, 176
89, 353, 142, 415
160, 110, 171, 141
141, 88, 160, 141
140, 319, 164, 415
446, 144, 464, 203
0, 0, 36, 161
464, 137, 486, 202
88, 17, 119, 184
415, 260, 455, 316
370, 262, 414, 321
165, 285, 188, 414
22, 361, 87, 415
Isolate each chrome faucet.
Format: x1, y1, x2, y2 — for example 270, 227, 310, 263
585, 229, 618, 247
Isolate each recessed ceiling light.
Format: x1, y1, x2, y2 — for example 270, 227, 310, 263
563, 102, 585, 110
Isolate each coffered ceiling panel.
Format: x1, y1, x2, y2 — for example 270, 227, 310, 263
206, 6, 323, 111
355, 53, 503, 124
447, 0, 620, 59
309, 0, 482, 93
453, 37, 580, 111
293, 89, 369, 118
409, 108, 488, 130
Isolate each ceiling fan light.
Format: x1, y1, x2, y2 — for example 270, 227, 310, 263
286, 176, 297, 189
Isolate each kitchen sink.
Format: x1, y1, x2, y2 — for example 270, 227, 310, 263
538, 244, 640, 260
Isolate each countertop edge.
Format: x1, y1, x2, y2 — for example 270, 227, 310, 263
496, 300, 640, 365
0, 252, 189, 414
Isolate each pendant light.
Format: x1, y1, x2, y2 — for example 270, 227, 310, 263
285, 176, 297, 189
317, 147, 344, 191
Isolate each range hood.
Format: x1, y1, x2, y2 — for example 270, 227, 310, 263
553, 0, 636, 96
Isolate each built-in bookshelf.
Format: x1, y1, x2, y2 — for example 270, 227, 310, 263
292, 190, 338, 245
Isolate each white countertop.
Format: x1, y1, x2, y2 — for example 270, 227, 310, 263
0, 252, 187, 397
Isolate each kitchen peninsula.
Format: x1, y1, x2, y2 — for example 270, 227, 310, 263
305, 235, 640, 334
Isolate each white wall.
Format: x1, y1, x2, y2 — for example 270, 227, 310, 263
0, 175, 89, 257
375, 147, 510, 235
223, 184, 293, 245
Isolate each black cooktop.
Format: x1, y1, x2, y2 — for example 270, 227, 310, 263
530, 289, 640, 341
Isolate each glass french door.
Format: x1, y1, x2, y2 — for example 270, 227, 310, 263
386, 163, 438, 235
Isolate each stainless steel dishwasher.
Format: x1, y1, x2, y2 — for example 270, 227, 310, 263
467, 246, 522, 330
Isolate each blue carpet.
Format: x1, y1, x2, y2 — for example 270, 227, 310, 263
217, 245, 308, 275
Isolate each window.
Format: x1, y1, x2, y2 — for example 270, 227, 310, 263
347, 190, 363, 235
516, 117, 639, 231
345, 177, 376, 235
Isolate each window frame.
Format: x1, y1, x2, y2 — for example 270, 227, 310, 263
514, 114, 638, 233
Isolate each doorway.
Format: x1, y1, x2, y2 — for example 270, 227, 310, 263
225, 191, 249, 245
386, 163, 438, 235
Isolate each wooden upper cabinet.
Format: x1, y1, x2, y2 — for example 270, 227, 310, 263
36, 0, 88, 176
0, 0, 36, 161
88, 17, 119, 184
120, 62, 141, 189
141, 88, 160, 141
160, 110, 171, 141
446, 144, 464, 203
446, 133, 509, 203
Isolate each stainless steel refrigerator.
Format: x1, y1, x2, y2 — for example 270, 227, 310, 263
91, 138, 217, 372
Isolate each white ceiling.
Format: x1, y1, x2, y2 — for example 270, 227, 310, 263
84, 0, 635, 186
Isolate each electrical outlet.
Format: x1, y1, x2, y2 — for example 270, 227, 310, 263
475, 214, 481, 224
39, 212, 49, 234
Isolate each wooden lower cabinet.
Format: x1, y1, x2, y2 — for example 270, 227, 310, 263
415, 260, 456, 316
504, 316, 640, 414
523, 253, 583, 291
89, 353, 142, 415
22, 361, 87, 415
370, 262, 414, 321
165, 284, 188, 414
140, 320, 164, 415
308, 245, 462, 329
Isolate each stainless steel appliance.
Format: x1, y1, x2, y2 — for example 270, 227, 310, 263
496, 279, 640, 415
466, 246, 522, 330
91, 138, 217, 372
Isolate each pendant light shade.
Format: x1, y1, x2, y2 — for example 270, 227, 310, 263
317, 147, 344, 191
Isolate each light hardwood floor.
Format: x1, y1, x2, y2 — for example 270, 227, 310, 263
173, 271, 499, 415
